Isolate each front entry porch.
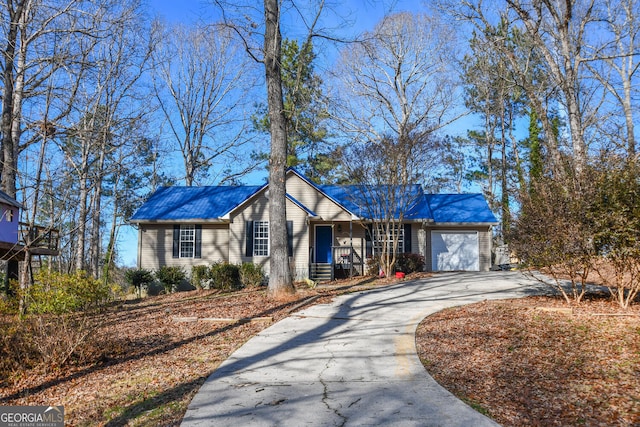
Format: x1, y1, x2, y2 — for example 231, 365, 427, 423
309, 245, 364, 282
308, 222, 366, 282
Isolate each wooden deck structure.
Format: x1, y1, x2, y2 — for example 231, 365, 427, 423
0, 223, 59, 261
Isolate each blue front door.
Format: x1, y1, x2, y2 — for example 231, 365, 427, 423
315, 225, 332, 264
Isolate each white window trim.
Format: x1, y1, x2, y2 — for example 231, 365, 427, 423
373, 223, 404, 255
179, 224, 196, 258
253, 220, 269, 257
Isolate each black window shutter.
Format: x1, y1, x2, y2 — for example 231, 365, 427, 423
172, 225, 180, 258
404, 223, 412, 253
287, 221, 293, 257
245, 221, 254, 257
365, 224, 373, 258
194, 225, 202, 258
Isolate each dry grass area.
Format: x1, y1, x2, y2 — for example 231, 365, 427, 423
416, 294, 640, 426
0, 277, 384, 426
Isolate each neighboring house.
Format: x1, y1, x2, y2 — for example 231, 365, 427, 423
130, 169, 498, 281
0, 190, 60, 291
0, 190, 23, 258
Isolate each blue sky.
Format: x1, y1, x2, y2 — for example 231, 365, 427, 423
149, 0, 417, 26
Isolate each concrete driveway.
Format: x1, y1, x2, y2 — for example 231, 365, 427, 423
181, 271, 545, 427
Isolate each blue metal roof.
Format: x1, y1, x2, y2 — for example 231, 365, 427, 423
130, 186, 262, 221
319, 184, 430, 220
425, 194, 498, 224
130, 175, 497, 225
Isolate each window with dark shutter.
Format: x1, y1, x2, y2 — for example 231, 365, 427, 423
245, 221, 254, 257
171, 225, 198, 258
404, 223, 412, 253
172, 225, 180, 258
372, 223, 405, 255
194, 225, 202, 258
365, 224, 373, 258
253, 221, 269, 256
287, 220, 293, 257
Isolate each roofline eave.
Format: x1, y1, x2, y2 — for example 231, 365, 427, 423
430, 222, 499, 227
130, 218, 229, 225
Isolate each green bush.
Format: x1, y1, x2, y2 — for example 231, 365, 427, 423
396, 253, 425, 273
191, 265, 210, 290
154, 266, 186, 294
27, 270, 112, 314
239, 262, 265, 288
124, 269, 154, 297
210, 262, 241, 290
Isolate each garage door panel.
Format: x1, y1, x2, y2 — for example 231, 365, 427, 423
431, 231, 479, 271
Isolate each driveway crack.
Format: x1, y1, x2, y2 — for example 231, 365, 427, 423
320, 339, 348, 427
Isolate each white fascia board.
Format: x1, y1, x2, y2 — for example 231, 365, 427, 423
130, 218, 229, 225
432, 222, 498, 227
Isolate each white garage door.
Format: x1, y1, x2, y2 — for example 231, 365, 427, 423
431, 231, 479, 271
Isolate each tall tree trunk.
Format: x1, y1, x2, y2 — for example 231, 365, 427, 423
564, 84, 586, 172
1, 0, 26, 198
103, 163, 123, 285
499, 92, 510, 239
90, 182, 102, 277
622, 76, 635, 156
90, 130, 109, 278
264, 0, 294, 297
75, 155, 89, 272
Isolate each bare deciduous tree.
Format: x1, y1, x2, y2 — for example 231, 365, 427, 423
151, 22, 258, 186
449, 0, 606, 176
586, 0, 640, 155
57, 0, 153, 276
343, 132, 435, 277
333, 12, 459, 157
331, 11, 459, 276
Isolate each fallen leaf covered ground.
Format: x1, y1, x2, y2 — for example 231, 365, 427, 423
416, 294, 640, 426
2, 274, 638, 426
0, 278, 384, 426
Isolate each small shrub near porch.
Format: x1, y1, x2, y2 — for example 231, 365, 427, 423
209, 262, 241, 290
366, 253, 425, 277
190, 265, 209, 290
124, 268, 154, 297
396, 253, 425, 273
239, 262, 265, 288
154, 266, 186, 294
190, 262, 264, 290
27, 270, 114, 314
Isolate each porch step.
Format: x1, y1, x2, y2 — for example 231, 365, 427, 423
310, 263, 332, 282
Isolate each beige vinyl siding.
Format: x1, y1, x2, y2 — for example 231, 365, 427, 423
138, 223, 229, 272
425, 225, 493, 272
331, 222, 367, 250
478, 228, 492, 271
286, 174, 354, 221
406, 223, 418, 254
229, 191, 310, 280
